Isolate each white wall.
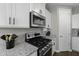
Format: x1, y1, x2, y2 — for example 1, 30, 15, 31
51, 8, 59, 51
46, 6, 59, 51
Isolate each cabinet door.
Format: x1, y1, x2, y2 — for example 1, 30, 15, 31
72, 37, 79, 51
30, 3, 45, 16
39, 3, 45, 16
72, 14, 79, 28
0, 3, 11, 26
30, 3, 39, 11
13, 3, 30, 28
45, 9, 52, 29
58, 8, 71, 51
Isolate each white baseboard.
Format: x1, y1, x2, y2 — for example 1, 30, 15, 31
68, 49, 72, 52
55, 50, 60, 53
55, 49, 72, 53
72, 49, 79, 52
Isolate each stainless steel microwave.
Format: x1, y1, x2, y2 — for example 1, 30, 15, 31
30, 11, 46, 28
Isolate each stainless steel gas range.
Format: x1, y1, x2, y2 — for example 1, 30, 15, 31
25, 33, 52, 56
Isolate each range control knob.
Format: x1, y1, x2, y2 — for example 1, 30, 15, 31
42, 48, 44, 51
47, 45, 49, 46
44, 47, 47, 49
39, 50, 42, 53
49, 43, 52, 45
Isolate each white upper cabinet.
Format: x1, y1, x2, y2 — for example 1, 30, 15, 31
0, 3, 30, 28
45, 9, 52, 29
30, 3, 45, 16
0, 3, 12, 27
13, 3, 30, 28
0, 3, 45, 28
72, 14, 79, 28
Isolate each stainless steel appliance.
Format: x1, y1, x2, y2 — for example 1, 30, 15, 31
25, 33, 52, 56
30, 11, 46, 28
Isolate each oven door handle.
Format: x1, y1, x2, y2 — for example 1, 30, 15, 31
42, 46, 52, 56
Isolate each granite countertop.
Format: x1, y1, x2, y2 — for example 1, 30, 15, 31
5, 42, 38, 56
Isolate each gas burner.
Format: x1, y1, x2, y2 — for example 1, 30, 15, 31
25, 36, 51, 48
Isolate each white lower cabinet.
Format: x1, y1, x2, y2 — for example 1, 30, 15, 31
72, 37, 79, 51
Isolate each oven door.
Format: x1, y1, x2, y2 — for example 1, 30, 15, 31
30, 11, 46, 28
38, 45, 52, 56
44, 47, 52, 56
42, 46, 52, 56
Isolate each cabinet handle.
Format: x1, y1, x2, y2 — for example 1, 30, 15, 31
9, 17, 11, 24
13, 18, 15, 25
